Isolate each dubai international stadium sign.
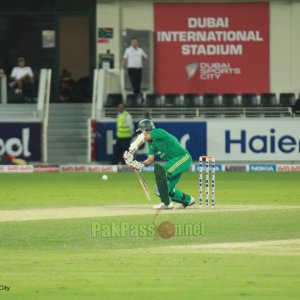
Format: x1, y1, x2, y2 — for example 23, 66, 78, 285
154, 3, 270, 94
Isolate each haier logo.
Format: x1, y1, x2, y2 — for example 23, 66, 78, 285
0, 128, 31, 157
225, 129, 300, 154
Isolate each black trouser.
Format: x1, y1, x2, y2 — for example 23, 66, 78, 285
112, 137, 131, 164
128, 68, 142, 95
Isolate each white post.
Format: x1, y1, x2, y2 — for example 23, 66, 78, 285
91, 69, 98, 119
42, 69, 52, 163
87, 118, 91, 162
0, 76, 7, 104
96, 69, 106, 118
120, 68, 125, 100
37, 69, 47, 114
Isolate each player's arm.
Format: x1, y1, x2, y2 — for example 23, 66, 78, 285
143, 155, 155, 166
129, 133, 145, 152
123, 133, 145, 165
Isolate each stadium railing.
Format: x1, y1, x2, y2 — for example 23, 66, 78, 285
91, 69, 296, 119
102, 93, 294, 119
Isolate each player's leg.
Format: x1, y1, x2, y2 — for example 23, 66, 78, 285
164, 154, 194, 207
167, 172, 194, 207
153, 163, 173, 209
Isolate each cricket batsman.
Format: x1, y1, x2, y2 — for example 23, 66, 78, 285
123, 119, 195, 209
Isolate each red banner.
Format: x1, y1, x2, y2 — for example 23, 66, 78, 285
154, 3, 269, 94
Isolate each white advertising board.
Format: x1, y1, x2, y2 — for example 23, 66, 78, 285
207, 119, 300, 161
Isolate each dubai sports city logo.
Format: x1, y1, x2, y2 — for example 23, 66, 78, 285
184, 62, 241, 80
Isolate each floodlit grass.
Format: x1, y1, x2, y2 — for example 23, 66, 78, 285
0, 172, 300, 299
0, 172, 300, 208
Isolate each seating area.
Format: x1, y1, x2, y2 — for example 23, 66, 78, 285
103, 92, 299, 118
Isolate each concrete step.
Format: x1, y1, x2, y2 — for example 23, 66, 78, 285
48, 116, 89, 122
0, 104, 37, 109
47, 122, 87, 129
47, 103, 91, 163
48, 148, 87, 156
49, 109, 91, 117
49, 103, 91, 108
47, 129, 87, 136
49, 104, 91, 111
48, 136, 87, 142
48, 141, 87, 150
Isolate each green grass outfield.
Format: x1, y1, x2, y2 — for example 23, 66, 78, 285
0, 172, 300, 299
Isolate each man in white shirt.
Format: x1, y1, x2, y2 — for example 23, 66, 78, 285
122, 37, 147, 96
10, 57, 34, 97
112, 103, 134, 164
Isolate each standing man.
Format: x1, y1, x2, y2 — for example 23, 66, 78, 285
122, 37, 147, 96
112, 103, 134, 165
123, 119, 195, 209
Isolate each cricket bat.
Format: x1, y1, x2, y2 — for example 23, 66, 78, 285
133, 169, 151, 202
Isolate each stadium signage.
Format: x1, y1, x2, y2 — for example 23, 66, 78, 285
249, 165, 276, 172
0, 165, 34, 173
225, 165, 247, 172
0, 123, 41, 160
0, 128, 31, 157
277, 165, 300, 172
96, 121, 206, 161
60, 165, 117, 172
208, 120, 300, 161
225, 129, 300, 154
154, 2, 269, 94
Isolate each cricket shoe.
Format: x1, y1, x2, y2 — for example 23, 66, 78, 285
153, 202, 174, 210
175, 196, 195, 209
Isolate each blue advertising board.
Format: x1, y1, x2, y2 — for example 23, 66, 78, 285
96, 121, 207, 161
0, 122, 42, 161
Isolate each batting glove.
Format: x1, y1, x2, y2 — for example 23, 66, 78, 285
130, 160, 144, 172
123, 150, 134, 165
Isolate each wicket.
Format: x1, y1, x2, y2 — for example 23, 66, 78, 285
199, 156, 215, 207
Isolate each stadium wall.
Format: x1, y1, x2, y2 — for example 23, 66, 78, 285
96, 0, 300, 95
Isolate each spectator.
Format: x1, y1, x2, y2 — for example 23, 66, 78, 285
10, 57, 34, 100
76, 76, 91, 103
122, 37, 147, 96
112, 103, 134, 165
60, 69, 79, 102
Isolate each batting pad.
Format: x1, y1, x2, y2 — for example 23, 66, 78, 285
154, 163, 170, 205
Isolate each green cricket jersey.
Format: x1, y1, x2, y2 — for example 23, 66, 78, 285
148, 128, 190, 161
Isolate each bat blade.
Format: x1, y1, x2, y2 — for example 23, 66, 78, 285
134, 169, 151, 201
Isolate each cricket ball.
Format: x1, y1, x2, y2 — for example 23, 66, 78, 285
157, 221, 176, 239
102, 174, 108, 181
